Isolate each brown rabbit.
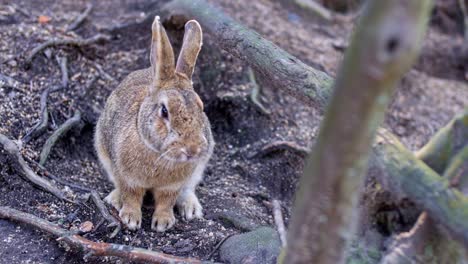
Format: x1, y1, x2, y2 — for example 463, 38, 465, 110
94, 16, 214, 232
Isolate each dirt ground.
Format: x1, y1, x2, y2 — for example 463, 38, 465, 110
0, 0, 467, 263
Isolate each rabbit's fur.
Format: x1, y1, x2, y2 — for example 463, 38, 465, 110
94, 17, 214, 232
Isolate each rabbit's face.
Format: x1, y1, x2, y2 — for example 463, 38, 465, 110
138, 88, 209, 163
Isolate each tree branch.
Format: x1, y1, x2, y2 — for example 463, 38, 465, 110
0, 206, 210, 264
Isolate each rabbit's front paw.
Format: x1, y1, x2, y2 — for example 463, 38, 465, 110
152, 210, 176, 232
119, 206, 142, 230
104, 189, 122, 210
177, 191, 203, 221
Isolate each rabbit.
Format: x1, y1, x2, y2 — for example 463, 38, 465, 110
94, 16, 214, 232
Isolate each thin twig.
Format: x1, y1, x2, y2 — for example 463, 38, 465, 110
247, 67, 270, 115
0, 133, 71, 202
205, 234, 234, 261
294, 0, 333, 21
249, 140, 310, 159
90, 191, 121, 238
55, 55, 69, 89
39, 110, 81, 166
272, 200, 287, 248
0, 206, 207, 264
0, 73, 28, 93
66, 3, 93, 32
25, 34, 111, 66
92, 62, 116, 82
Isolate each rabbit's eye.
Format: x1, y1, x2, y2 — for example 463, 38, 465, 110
160, 104, 169, 119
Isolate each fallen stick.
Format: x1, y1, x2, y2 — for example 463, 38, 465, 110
39, 110, 81, 166
90, 191, 121, 238
0, 206, 209, 264
66, 3, 93, 32
272, 200, 287, 248
25, 34, 110, 66
0, 133, 71, 202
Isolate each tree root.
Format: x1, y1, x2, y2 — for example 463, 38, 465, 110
25, 34, 110, 67
415, 109, 468, 174
372, 129, 468, 248
66, 3, 93, 32
0, 206, 209, 264
55, 55, 69, 89
0, 73, 28, 93
89, 191, 121, 238
22, 86, 65, 143
0, 133, 71, 202
39, 110, 81, 166
162, 0, 334, 109
249, 140, 310, 158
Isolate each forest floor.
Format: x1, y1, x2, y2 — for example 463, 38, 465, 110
0, 0, 467, 263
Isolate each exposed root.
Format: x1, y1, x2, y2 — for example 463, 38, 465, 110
0, 206, 207, 264
249, 140, 310, 158
55, 55, 69, 89
247, 67, 270, 115
89, 191, 121, 238
39, 110, 82, 166
25, 34, 111, 66
272, 200, 287, 248
0, 133, 71, 202
0, 73, 28, 93
22, 85, 67, 143
66, 3, 93, 32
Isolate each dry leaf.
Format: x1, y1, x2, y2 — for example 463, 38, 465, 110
79, 221, 94, 233
38, 15, 51, 24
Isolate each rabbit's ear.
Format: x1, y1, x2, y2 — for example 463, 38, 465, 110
175, 20, 202, 80
150, 16, 175, 87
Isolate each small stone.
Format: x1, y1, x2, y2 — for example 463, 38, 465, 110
220, 227, 281, 264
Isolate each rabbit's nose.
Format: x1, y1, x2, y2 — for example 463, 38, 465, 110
184, 145, 200, 159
